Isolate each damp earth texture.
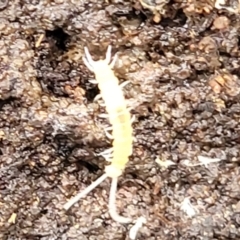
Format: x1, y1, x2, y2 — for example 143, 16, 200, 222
1, 0, 240, 239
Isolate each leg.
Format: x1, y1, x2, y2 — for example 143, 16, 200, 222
104, 128, 114, 140
120, 80, 130, 89
88, 79, 98, 84
97, 147, 113, 161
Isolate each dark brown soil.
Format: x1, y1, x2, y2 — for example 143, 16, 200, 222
1, 0, 240, 239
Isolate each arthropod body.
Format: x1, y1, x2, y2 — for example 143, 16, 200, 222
64, 46, 138, 224
83, 45, 133, 178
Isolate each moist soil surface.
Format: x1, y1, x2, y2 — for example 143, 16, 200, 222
1, 0, 240, 239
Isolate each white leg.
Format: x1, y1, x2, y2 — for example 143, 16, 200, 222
105, 126, 113, 131
97, 147, 113, 156
104, 128, 114, 140
130, 115, 135, 124
98, 101, 106, 107
88, 79, 98, 84
93, 93, 102, 101
98, 113, 109, 118
97, 147, 113, 161
120, 80, 130, 89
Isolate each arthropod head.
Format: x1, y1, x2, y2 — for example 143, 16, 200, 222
83, 45, 118, 85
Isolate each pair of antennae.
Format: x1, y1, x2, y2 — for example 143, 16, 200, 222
83, 45, 118, 72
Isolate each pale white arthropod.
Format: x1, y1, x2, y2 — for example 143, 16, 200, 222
64, 45, 145, 229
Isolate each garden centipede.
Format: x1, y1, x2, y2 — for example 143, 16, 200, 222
64, 46, 145, 229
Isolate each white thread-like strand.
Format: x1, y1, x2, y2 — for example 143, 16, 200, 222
109, 177, 132, 223
63, 173, 108, 211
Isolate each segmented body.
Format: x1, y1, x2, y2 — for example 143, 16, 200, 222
97, 72, 133, 176
64, 46, 142, 226
83, 46, 133, 178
